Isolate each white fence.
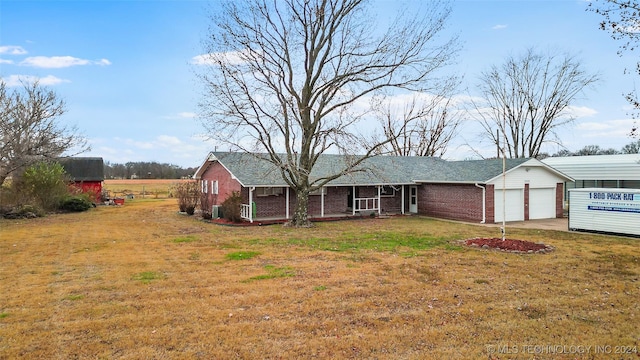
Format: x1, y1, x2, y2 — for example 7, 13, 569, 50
354, 197, 379, 212
241, 203, 252, 222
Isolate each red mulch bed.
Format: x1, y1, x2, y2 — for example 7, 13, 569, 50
464, 238, 553, 254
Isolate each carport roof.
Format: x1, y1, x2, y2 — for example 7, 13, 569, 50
194, 152, 546, 187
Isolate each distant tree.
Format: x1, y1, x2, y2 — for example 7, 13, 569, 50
0, 81, 88, 187
473, 48, 599, 158
588, 0, 640, 137
574, 144, 619, 156
621, 139, 640, 153
376, 90, 462, 157
103, 161, 196, 179
551, 149, 574, 157
197, 0, 459, 226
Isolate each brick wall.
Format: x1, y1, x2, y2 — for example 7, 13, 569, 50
200, 161, 242, 206
486, 184, 495, 223
243, 186, 352, 218
418, 183, 485, 222
241, 186, 405, 219
556, 182, 564, 218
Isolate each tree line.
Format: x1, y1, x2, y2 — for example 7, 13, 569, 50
542, 140, 640, 158
104, 161, 197, 180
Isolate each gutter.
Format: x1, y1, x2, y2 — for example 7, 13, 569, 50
474, 183, 486, 224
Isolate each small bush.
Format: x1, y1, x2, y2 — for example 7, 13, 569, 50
2, 204, 45, 219
174, 181, 199, 214
221, 191, 243, 222
59, 195, 93, 212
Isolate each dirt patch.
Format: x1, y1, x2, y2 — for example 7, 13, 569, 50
464, 237, 553, 254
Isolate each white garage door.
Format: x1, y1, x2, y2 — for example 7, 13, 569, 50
494, 189, 524, 222
529, 188, 556, 220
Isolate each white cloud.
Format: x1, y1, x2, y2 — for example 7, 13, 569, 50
492, 24, 508, 30
1, 74, 70, 86
0, 59, 13, 64
20, 56, 112, 68
156, 135, 183, 147
575, 118, 637, 138
191, 50, 252, 66
0, 45, 27, 55
178, 112, 196, 118
563, 105, 598, 118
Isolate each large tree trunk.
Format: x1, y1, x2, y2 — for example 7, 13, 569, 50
289, 187, 311, 227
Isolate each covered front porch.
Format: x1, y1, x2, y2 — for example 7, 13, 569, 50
240, 184, 418, 223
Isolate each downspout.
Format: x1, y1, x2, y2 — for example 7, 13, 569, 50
475, 183, 486, 224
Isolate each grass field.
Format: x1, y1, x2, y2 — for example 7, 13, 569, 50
0, 198, 638, 359
103, 179, 188, 199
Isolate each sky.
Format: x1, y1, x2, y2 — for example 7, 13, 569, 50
1, 0, 638, 168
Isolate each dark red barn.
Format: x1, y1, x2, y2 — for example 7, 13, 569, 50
58, 157, 105, 202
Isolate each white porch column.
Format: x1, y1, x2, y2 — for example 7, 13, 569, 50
286, 187, 290, 219
352, 186, 356, 216
401, 185, 405, 214
321, 187, 325, 217
248, 187, 254, 223
377, 186, 381, 215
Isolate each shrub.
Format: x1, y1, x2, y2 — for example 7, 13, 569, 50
174, 181, 199, 214
59, 195, 93, 212
16, 161, 70, 212
2, 204, 45, 219
200, 188, 213, 220
221, 191, 243, 222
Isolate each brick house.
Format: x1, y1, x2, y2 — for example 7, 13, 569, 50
193, 152, 572, 223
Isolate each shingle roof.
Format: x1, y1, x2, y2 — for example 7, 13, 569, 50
58, 157, 104, 182
204, 152, 534, 187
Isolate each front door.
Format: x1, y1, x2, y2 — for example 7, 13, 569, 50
347, 187, 359, 209
409, 186, 418, 213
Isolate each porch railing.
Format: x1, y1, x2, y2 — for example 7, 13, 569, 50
241, 203, 252, 222
354, 197, 379, 212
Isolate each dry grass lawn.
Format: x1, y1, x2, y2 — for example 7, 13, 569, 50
0, 199, 638, 359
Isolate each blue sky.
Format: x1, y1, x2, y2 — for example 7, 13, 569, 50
1, 0, 637, 168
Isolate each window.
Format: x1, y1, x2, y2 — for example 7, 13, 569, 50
212, 180, 218, 195
201, 180, 208, 193
309, 187, 327, 196
380, 185, 396, 197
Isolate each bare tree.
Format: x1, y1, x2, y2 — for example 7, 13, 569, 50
472, 48, 599, 159
376, 89, 462, 157
0, 80, 88, 187
574, 144, 619, 156
621, 139, 640, 153
197, 0, 459, 226
588, 0, 640, 137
